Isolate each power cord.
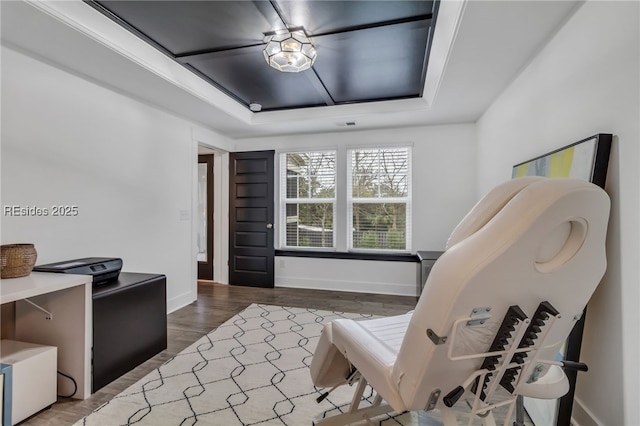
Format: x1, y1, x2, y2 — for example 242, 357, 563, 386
57, 370, 77, 398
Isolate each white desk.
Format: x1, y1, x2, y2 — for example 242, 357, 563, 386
1, 272, 92, 399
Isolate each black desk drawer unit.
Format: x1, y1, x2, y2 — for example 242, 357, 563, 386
92, 272, 167, 393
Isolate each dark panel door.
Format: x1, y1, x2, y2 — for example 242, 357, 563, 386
229, 151, 274, 287
198, 155, 214, 280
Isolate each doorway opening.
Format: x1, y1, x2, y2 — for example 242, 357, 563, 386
197, 147, 216, 281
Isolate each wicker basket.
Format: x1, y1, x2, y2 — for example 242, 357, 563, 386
0, 244, 38, 279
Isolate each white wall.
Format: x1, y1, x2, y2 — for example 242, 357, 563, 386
1, 46, 233, 312
236, 124, 477, 295
476, 2, 639, 425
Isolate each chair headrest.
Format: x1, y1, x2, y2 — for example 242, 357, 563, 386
446, 176, 545, 249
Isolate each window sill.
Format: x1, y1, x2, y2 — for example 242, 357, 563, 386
275, 249, 419, 262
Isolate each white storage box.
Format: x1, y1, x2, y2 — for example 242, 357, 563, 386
0, 340, 57, 425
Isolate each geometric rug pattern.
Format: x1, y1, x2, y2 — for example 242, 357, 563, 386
74, 304, 419, 426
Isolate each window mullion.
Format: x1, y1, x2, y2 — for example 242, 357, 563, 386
377, 153, 381, 198
285, 198, 336, 203
350, 198, 408, 204
335, 145, 348, 251
306, 162, 312, 200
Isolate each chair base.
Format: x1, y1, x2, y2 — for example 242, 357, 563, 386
313, 403, 396, 426
441, 408, 497, 426
314, 375, 397, 426
313, 375, 501, 426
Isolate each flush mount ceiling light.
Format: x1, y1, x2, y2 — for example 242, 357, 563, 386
263, 29, 317, 73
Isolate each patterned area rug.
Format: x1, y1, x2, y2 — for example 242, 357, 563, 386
75, 304, 419, 426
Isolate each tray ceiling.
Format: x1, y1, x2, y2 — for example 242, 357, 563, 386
88, 1, 439, 112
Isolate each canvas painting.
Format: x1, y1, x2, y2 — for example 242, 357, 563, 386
512, 134, 611, 189
512, 138, 596, 180
511, 133, 612, 425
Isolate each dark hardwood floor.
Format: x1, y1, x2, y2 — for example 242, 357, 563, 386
21, 282, 417, 426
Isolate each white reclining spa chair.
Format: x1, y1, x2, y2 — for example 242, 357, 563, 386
310, 177, 610, 426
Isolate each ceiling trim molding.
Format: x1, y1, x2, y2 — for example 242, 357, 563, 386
422, 0, 467, 107
23, 0, 252, 124
19, 0, 463, 130
311, 13, 434, 38
305, 69, 335, 106
175, 42, 265, 61
249, 97, 431, 126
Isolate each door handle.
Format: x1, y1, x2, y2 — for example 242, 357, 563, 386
266, 223, 273, 229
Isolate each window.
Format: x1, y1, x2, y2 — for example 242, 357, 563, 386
348, 147, 411, 251
278, 146, 411, 253
280, 151, 336, 249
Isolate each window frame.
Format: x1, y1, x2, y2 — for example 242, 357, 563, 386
347, 146, 412, 253
278, 149, 338, 251
276, 144, 412, 254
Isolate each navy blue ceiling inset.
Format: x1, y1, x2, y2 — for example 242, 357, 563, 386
88, 1, 439, 112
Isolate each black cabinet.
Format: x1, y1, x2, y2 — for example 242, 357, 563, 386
92, 272, 167, 393
416, 251, 444, 298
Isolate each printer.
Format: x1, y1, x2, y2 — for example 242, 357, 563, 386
33, 257, 122, 286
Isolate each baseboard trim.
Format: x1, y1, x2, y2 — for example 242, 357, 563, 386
167, 290, 196, 314
571, 396, 602, 426
276, 277, 416, 297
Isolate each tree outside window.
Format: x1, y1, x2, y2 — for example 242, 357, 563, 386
349, 147, 411, 251
282, 151, 336, 248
